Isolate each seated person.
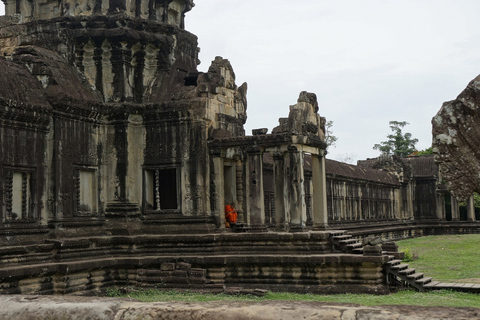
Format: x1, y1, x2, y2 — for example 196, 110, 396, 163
225, 202, 238, 228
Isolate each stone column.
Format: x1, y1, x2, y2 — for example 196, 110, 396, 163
273, 152, 289, 231
235, 159, 245, 223
406, 183, 415, 219
451, 196, 460, 221
467, 195, 476, 222
287, 146, 306, 231
245, 147, 265, 230
311, 154, 328, 229
3, 0, 16, 15
211, 151, 225, 229
436, 192, 446, 220
113, 119, 129, 201
126, 114, 145, 205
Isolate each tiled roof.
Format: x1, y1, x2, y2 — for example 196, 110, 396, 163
402, 155, 437, 178
358, 155, 438, 179
325, 158, 400, 185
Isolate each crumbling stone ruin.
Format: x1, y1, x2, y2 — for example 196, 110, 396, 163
433, 75, 480, 214
0, 0, 478, 297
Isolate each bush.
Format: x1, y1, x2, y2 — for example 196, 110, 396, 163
403, 247, 415, 262
105, 287, 122, 297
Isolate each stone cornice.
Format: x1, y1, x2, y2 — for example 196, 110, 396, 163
0, 98, 52, 130
208, 133, 327, 151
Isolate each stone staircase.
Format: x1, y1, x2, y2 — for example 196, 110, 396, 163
330, 231, 480, 293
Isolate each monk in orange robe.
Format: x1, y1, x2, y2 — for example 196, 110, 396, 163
225, 202, 238, 228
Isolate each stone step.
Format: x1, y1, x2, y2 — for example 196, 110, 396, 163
352, 248, 363, 254
329, 231, 346, 236
398, 268, 416, 275
407, 273, 424, 280
346, 243, 362, 249
390, 263, 408, 270
384, 251, 405, 260
415, 277, 432, 284
332, 235, 352, 240
338, 239, 358, 245
386, 259, 402, 266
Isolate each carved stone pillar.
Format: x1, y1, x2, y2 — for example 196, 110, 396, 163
451, 196, 460, 221
3, 0, 16, 15
210, 150, 225, 229
467, 195, 476, 222
436, 192, 446, 220
235, 159, 245, 223
287, 146, 306, 231
113, 120, 128, 201
245, 147, 265, 230
312, 154, 329, 229
273, 152, 289, 231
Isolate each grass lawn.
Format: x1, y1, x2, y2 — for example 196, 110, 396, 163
107, 288, 480, 308
106, 234, 480, 307
397, 234, 480, 283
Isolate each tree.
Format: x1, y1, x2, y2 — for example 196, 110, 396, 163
325, 120, 338, 150
336, 153, 358, 164
373, 121, 418, 157
416, 147, 433, 156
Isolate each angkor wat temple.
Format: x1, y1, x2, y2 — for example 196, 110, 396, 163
0, 0, 478, 295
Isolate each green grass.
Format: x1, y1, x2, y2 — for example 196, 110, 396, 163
397, 234, 480, 283
107, 288, 480, 308
105, 234, 480, 307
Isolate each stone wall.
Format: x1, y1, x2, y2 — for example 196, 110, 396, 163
2, 0, 194, 28
0, 0, 251, 241
0, 232, 390, 295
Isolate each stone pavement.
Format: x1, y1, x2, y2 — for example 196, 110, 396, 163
0, 295, 479, 320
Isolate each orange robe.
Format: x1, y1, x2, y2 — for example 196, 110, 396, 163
225, 205, 238, 225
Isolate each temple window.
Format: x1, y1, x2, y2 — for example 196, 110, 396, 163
4, 168, 34, 221
168, 8, 180, 25
144, 167, 179, 212
75, 168, 98, 216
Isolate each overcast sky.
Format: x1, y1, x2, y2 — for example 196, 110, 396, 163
187, 0, 480, 163
2, 1, 480, 163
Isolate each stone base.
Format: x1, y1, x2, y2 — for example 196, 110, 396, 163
1, 295, 479, 320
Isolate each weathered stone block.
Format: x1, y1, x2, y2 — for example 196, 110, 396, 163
252, 128, 268, 135
160, 263, 175, 271
363, 245, 383, 257
188, 268, 206, 278
176, 262, 191, 270
172, 270, 188, 277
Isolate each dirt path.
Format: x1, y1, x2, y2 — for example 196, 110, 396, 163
0, 295, 479, 319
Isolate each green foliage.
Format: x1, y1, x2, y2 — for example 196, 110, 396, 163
324, 120, 338, 150
373, 121, 418, 157
105, 287, 123, 297
107, 289, 265, 302
402, 247, 414, 262
416, 147, 433, 156
458, 193, 480, 212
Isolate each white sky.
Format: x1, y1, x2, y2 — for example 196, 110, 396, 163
187, 0, 480, 162
2, 1, 480, 163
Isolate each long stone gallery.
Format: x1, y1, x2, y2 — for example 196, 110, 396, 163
0, 0, 479, 297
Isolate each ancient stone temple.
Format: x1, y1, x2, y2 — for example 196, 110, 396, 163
0, 0, 331, 241
0, 0, 478, 296
0, 0, 339, 295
